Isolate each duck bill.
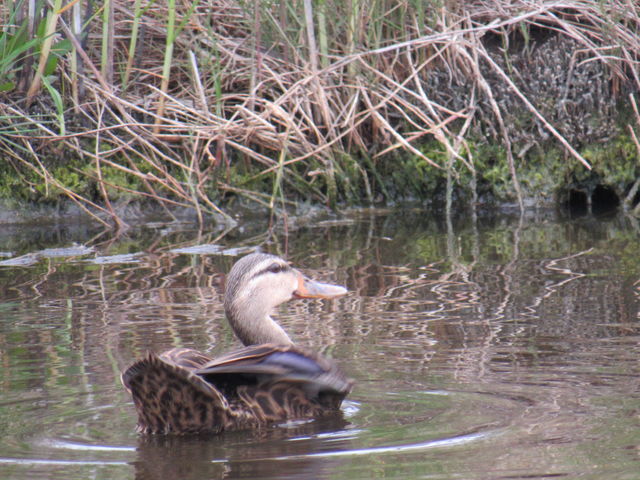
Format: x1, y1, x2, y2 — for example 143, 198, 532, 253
294, 274, 347, 299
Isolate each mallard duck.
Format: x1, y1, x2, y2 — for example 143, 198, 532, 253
122, 252, 352, 435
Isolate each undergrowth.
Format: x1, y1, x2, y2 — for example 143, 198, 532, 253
0, 0, 639, 225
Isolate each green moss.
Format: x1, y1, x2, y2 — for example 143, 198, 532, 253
580, 135, 638, 185
0, 152, 156, 205
0, 124, 636, 211
356, 125, 639, 207
376, 145, 445, 201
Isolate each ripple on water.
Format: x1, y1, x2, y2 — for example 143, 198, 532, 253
2, 211, 639, 480
0, 386, 526, 480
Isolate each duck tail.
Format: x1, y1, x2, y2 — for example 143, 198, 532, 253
121, 353, 234, 435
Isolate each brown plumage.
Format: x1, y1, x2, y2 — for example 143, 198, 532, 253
122, 252, 352, 435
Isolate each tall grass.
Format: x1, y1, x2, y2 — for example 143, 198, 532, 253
0, 0, 638, 226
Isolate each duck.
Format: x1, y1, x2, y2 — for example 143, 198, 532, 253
121, 252, 352, 435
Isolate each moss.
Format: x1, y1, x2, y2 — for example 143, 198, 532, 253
0, 123, 636, 212
580, 136, 638, 185
375, 146, 445, 201
0, 151, 158, 205
355, 125, 639, 207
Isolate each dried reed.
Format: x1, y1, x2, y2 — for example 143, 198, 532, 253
0, 0, 638, 225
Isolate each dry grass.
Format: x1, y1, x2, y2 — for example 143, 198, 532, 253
0, 0, 638, 225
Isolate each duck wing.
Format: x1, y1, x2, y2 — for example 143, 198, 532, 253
197, 344, 353, 405
158, 347, 213, 369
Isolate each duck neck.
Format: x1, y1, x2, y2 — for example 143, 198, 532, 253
225, 300, 293, 346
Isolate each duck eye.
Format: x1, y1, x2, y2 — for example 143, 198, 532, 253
267, 263, 286, 274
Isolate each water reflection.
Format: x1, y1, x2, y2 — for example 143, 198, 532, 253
133, 417, 351, 480
0, 209, 638, 479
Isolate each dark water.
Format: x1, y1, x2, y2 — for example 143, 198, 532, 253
0, 209, 639, 480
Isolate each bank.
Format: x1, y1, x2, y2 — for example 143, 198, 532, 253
0, 1, 638, 225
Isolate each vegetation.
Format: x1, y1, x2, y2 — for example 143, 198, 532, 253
0, 0, 639, 226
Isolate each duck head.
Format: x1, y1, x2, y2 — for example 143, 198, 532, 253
224, 252, 347, 346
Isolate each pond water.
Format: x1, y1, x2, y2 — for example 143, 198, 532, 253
0, 208, 639, 480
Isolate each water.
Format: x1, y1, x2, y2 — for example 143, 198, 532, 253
0, 209, 639, 479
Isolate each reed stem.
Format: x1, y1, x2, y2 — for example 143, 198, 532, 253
154, 0, 176, 133
26, 0, 62, 103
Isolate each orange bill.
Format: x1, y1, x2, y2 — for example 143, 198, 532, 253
294, 273, 348, 299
